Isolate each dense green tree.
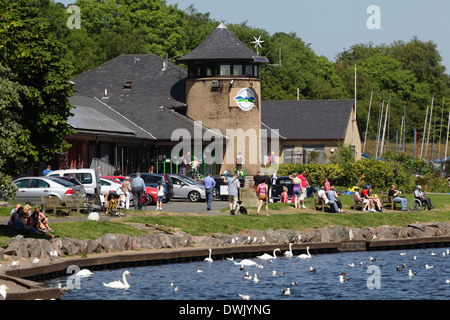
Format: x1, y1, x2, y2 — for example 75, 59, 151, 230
0, 0, 74, 174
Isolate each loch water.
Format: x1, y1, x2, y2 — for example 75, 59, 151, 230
46, 247, 450, 300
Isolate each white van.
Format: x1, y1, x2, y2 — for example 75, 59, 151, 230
46, 169, 101, 198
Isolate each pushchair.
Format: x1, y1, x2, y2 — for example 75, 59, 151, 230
106, 191, 126, 217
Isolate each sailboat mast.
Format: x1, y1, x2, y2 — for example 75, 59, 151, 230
421, 105, 429, 159
425, 95, 435, 160
363, 90, 373, 154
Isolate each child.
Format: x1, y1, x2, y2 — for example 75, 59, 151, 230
156, 180, 164, 211
281, 186, 289, 203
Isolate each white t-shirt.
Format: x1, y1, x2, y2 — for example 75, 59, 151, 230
318, 190, 329, 204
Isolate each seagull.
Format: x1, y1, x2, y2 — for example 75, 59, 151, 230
257, 237, 266, 244
347, 263, 355, 267
32, 257, 39, 265
7, 260, 20, 268
339, 273, 350, 283
413, 256, 417, 260
252, 274, 259, 283
425, 264, 435, 269
446, 278, 450, 284
204, 249, 213, 263
242, 236, 251, 245
369, 257, 376, 262
400, 252, 407, 256
290, 282, 298, 286
50, 250, 58, 261
408, 269, 417, 277
197, 269, 204, 273
297, 246, 311, 259
256, 264, 264, 269
0, 285, 9, 300
309, 267, 316, 273
226, 257, 234, 261
281, 288, 291, 295
239, 293, 250, 300
283, 243, 294, 258
431, 251, 437, 256
76, 269, 94, 277
243, 272, 252, 280
396, 265, 403, 271
294, 234, 302, 242
272, 270, 285, 277
173, 286, 181, 292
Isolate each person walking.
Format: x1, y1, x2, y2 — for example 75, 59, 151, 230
256, 178, 269, 216
289, 173, 302, 209
224, 173, 240, 215
298, 170, 310, 209
130, 173, 145, 210
202, 173, 216, 211
121, 177, 131, 210
156, 180, 165, 211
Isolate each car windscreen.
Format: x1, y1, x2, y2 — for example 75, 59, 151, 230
47, 177, 74, 187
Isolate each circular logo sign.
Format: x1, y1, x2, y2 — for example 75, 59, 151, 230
234, 88, 256, 111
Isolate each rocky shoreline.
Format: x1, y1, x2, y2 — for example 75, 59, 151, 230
2, 222, 450, 263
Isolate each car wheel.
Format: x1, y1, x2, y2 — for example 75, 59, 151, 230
146, 195, 155, 205
188, 191, 201, 202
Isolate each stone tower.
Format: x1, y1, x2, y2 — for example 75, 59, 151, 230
178, 23, 268, 175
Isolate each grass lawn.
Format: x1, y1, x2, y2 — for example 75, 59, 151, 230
1, 194, 449, 246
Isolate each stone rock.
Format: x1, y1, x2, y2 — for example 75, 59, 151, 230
240, 187, 259, 208
87, 212, 100, 221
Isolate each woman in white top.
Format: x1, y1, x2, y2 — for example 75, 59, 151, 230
156, 180, 165, 211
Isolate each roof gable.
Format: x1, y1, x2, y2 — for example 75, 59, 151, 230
178, 23, 259, 62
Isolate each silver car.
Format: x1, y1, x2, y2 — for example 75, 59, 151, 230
13, 176, 85, 204
168, 174, 207, 202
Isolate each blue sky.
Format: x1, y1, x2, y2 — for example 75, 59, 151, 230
57, 0, 450, 72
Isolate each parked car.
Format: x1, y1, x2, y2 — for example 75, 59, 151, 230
103, 176, 157, 205
271, 176, 314, 202
168, 174, 209, 202
52, 176, 86, 196
128, 173, 174, 203
46, 169, 101, 198
13, 176, 85, 204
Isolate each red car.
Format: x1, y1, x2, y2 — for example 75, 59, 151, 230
103, 176, 157, 205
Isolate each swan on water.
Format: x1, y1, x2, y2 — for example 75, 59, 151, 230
283, 243, 293, 258
77, 269, 94, 277
234, 259, 258, 267
204, 249, 213, 262
297, 247, 311, 259
257, 248, 280, 260
0, 285, 9, 300
103, 270, 131, 289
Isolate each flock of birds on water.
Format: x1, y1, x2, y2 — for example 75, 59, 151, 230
0, 245, 449, 300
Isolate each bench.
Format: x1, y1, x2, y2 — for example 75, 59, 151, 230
41, 195, 71, 216
86, 194, 104, 213
313, 193, 332, 212
352, 198, 364, 211
65, 194, 88, 214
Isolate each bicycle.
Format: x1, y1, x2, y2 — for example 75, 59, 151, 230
106, 192, 126, 217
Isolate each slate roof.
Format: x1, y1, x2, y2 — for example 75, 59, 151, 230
178, 23, 262, 62
68, 95, 156, 140
71, 54, 204, 140
261, 100, 361, 141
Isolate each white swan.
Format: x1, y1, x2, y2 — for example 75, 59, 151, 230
283, 243, 293, 258
0, 285, 9, 300
103, 270, 131, 289
257, 248, 281, 260
204, 249, 213, 262
234, 259, 258, 267
297, 246, 311, 259
77, 269, 94, 277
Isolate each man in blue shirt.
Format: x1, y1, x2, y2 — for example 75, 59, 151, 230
130, 173, 146, 210
202, 173, 216, 211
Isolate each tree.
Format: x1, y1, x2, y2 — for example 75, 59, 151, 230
0, 0, 74, 174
